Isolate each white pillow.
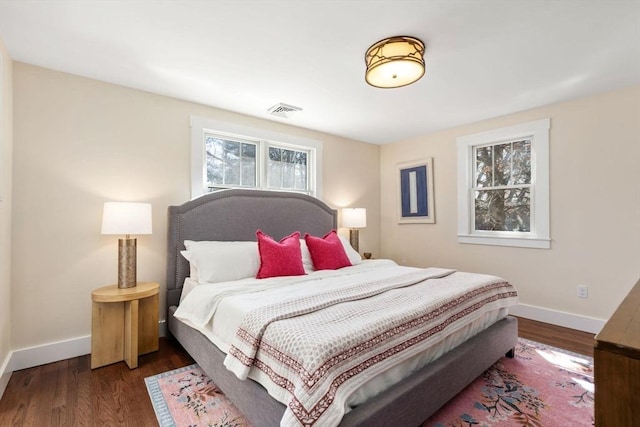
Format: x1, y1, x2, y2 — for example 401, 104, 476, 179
183, 253, 200, 281
338, 235, 363, 265
181, 240, 260, 283
299, 239, 315, 273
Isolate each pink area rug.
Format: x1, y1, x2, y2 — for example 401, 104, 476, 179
144, 338, 593, 427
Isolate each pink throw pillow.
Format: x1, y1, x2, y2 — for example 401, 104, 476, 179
256, 230, 306, 279
304, 230, 352, 270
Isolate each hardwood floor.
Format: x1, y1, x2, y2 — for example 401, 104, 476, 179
0, 339, 194, 426
517, 316, 595, 357
0, 317, 594, 426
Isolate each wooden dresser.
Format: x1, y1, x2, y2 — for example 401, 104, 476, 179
594, 278, 640, 426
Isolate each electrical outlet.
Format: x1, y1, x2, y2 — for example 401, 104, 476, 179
576, 285, 588, 299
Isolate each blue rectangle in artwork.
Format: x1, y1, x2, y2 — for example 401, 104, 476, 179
400, 165, 428, 217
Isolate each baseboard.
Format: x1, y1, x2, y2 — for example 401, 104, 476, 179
7, 321, 168, 373
10, 335, 92, 371
0, 351, 12, 401
509, 303, 605, 334
159, 319, 167, 338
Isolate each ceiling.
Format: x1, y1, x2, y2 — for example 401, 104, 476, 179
1, 1, 639, 145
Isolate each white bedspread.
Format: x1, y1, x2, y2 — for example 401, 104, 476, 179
176, 260, 403, 347
174, 261, 518, 427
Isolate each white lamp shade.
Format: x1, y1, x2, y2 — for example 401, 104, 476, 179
342, 208, 367, 229
101, 202, 152, 235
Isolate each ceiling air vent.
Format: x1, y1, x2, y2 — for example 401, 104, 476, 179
267, 103, 303, 118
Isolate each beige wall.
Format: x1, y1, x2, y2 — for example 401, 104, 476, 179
11, 62, 380, 349
381, 86, 640, 322
0, 39, 13, 376
8, 59, 638, 353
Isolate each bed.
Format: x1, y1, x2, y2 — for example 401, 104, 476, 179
166, 189, 518, 427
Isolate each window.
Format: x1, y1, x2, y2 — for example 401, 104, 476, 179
206, 135, 257, 188
191, 116, 322, 198
457, 118, 550, 249
266, 145, 308, 192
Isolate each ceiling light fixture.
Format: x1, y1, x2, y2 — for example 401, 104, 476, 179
365, 36, 425, 88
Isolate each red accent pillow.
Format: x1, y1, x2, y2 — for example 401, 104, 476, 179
304, 230, 352, 270
256, 230, 306, 279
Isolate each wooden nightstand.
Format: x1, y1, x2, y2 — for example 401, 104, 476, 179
91, 282, 159, 369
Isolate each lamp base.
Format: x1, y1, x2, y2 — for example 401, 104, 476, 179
349, 229, 360, 254
118, 238, 137, 289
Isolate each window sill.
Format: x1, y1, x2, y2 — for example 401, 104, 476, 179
457, 234, 551, 249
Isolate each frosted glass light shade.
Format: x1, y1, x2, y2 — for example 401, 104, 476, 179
365, 36, 425, 88
342, 208, 367, 229
101, 202, 152, 235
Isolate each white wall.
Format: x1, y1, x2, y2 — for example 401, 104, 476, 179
0, 37, 14, 395
10, 63, 380, 354
380, 86, 640, 331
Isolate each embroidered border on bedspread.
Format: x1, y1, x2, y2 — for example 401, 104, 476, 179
224, 269, 518, 427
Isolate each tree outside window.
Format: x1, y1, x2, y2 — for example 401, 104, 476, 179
267, 146, 308, 192
474, 140, 531, 232
206, 136, 257, 188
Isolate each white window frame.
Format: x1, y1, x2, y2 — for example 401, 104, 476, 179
190, 115, 322, 199
457, 118, 550, 249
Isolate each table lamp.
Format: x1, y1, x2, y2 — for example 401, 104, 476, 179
101, 202, 152, 288
342, 208, 367, 253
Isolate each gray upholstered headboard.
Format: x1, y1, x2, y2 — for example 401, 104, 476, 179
166, 189, 337, 308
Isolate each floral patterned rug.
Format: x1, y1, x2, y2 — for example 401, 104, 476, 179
144, 338, 593, 427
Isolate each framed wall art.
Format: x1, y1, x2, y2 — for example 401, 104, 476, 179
396, 158, 435, 224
